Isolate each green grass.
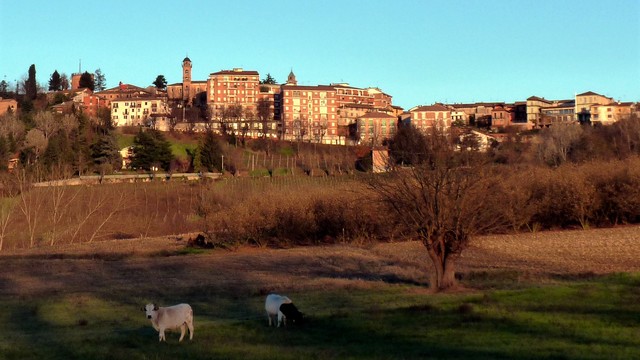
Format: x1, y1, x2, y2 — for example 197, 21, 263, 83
1, 273, 639, 359
116, 133, 197, 161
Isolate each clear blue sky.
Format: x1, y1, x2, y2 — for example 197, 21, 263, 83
1, 0, 638, 109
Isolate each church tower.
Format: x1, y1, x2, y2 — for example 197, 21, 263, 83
286, 69, 297, 85
182, 57, 192, 104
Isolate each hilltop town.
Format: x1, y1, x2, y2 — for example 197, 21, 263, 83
2, 58, 637, 154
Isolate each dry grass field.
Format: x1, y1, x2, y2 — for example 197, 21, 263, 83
1, 226, 639, 299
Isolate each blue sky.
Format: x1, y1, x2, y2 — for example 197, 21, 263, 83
1, 0, 638, 109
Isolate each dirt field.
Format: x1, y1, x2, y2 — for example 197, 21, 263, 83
1, 226, 639, 298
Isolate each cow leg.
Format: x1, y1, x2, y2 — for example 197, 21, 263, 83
159, 330, 165, 342
179, 324, 186, 342
187, 320, 194, 340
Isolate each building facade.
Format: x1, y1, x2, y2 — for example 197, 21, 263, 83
280, 84, 340, 144
356, 111, 397, 146
110, 97, 171, 127
409, 104, 452, 132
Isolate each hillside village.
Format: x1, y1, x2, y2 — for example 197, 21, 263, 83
2, 57, 638, 151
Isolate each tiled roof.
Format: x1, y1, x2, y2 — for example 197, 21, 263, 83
281, 84, 336, 91
412, 104, 450, 112
526, 96, 552, 103
576, 91, 602, 96
210, 70, 259, 76
359, 112, 396, 119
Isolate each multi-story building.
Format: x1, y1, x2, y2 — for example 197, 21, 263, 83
590, 102, 635, 125
575, 91, 614, 124
110, 97, 171, 128
540, 100, 575, 126
279, 84, 340, 144
409, 104, 452, 132
356, 111, 397, 146
206, 68, 260, 136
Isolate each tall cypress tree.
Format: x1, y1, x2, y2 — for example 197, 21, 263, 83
25, 64, 37, 100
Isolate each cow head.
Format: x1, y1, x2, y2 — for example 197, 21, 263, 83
280, 303, 304, 325
143, 303, 158, 319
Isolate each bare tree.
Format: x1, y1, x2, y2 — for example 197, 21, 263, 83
15, 169, 44, 248
368, 130, 510, 290
47, 165, 79, 246
537, 124, 583, 166
34, 111, 61, 139
0, 174, 18, 251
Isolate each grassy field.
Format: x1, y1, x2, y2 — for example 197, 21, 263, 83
1, 227, 639, 359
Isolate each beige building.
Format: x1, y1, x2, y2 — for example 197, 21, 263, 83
111, 97, 171, 127
575, 91, 614, 124
590, 102, 634, 125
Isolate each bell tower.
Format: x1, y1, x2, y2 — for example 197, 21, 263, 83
182, 56, 192, 104
286, 69, 297, 85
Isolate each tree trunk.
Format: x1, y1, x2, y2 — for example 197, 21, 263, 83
440, 256, 458, 290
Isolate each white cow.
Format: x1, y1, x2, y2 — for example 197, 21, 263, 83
143, 303, 194, 342
265, 294, 304, 327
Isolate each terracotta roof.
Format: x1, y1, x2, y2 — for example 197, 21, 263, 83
526, 96, 552, 103
281, 84, 336, 91
359, 112, 396, 119
576, 91, 602, 96
210, 69, 259, 76
411, 104, 450, 112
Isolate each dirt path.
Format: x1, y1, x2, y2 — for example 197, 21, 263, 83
1, 226, 639, 298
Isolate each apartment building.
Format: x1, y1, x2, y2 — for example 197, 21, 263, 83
205, 68, 260, 135
356, 111, 397, 146
279, 84, 340, 144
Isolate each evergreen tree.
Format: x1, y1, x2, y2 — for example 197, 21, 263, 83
198, 130, 223, 172
0, 80, 9, 95
25, 64, 37, 100
260, 73, 277, 84
130, 129, 174, 171
94, 68, 106, 92
79, 71, 95, 91
152, 75, 167, 90
48, 70, 62, 91
90, 132, 121, 171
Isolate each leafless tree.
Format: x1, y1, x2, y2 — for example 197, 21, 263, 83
15, 169, 43, 248
0, 112, 26, 141
368, 130, 510, 290
537, 124, 583, 166
47, 165, 79, 246
33, 111, 61, 139
0, 174, 19, 251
